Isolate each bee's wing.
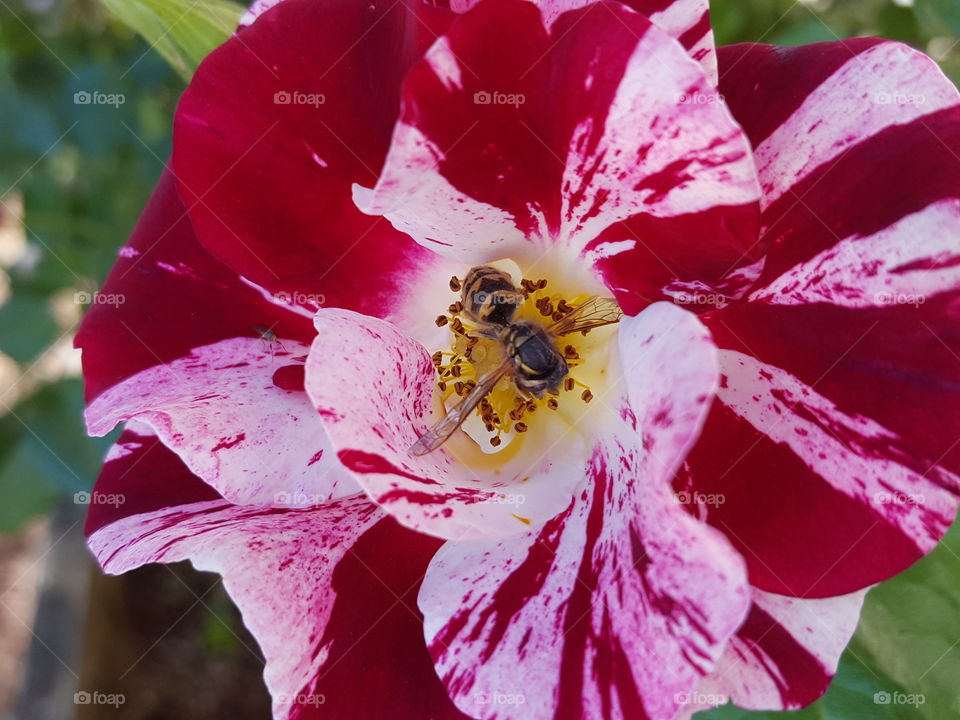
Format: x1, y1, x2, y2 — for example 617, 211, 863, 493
549, 296, 623, 336
408, 362, 511, 456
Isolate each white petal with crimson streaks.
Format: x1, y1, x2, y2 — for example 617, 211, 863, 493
754, 42, 960, 208
85, 337, 356, 506
688, 588, 868, 714
88, 493, 381, 720
418, 303, 749, 720
750, 199, 960, 308
559, 20, 757, 249
447, 0, 716, 80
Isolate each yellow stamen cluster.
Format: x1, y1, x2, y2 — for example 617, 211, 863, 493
431, 273, 595, 448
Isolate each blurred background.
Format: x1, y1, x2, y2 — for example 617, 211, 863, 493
0, 0, 958, 718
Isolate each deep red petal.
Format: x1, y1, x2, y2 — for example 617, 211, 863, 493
173, 0, 455, 309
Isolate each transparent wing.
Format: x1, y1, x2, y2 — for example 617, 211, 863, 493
549, 296, 623, 336
408, 362, 511, 456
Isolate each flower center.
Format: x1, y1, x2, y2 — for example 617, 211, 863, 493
427, 263, 619, 456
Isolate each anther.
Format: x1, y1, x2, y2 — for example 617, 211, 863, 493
449, 276, 461, 292
449, 301, 464, 314
581, 389, 593, 403
490, 436, 502, 447
564, 377, 575, 392
435, 315, 449, 327
515, 422, 528, 433
547, 398, 559, 410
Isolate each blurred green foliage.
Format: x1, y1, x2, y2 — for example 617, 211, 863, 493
0, 0, 959, 718
0, 0, 181, 528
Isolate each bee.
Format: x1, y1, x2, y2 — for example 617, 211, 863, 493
409, 267, 623, 456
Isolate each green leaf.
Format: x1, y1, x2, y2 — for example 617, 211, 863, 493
0, 380, 117, 531
0, 438, 63, 532
98, 0, 244, 80
915, 0, 960, 38
0, 294, 60, 364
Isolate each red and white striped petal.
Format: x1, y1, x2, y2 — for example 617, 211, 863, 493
682, 588, 868, 715
75, 172, 354, 506
174, 0, 457, 306
750, 200, 960, 308
305, 308, 599, 540
743, 42, 958, 211
87, 427, 469, 720
74, 171, 315, 403
445, 0, 716, 82
418, 303, 749, 720
355, 0, 758, 310
675, 40, 960, 598
85, 336, 357, 506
